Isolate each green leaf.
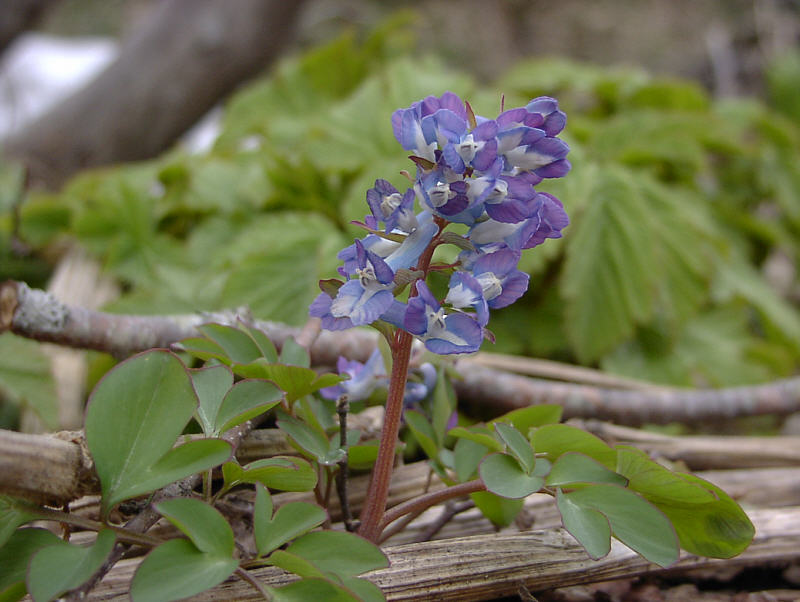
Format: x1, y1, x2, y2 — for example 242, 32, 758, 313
254, 485, 327, 557
655, 473, 754, 559
430, 365, 456, 446
175, 336, 228, 364
615, 446, 715, 505
615, 448, 753, 558
479, 453, 544, 499
27, 529, 116, 602
716, 259, 800, 353
347, 443, 379, 470
561, 167, 656, 361
277, 414, 333, 461
493, 423, 535, 474
85, 350, 232, 516
470, 491, 523, 528
235, 360, 343, 404
237, 457, 317, 491
547, 452, 628, 487
130, 539, 238, 602
129, 440, 232, 509
215, 379, 283, 434
155, 498, 234, 557
219, 214, 348, 326
240, 323, 279, 363
561, 167, 715, 362
557, 485, 679, 567
404, 410, 439, 461
197, 323, 265, 364
0, 528, 61, 598
268, 550, 325, 579
339, 577, 386, 602
556, 490, 611, 560
453, 437, 488, 483
191, 365, 234, 436
532, 424, 617, 469
268, 577, 365, 602
448, 425, 504, 453
0, 334, 58, 429
279, 337, 310, 367
284, 531, 388, 578
0, 497, 39, 548
491, 404, 563, 434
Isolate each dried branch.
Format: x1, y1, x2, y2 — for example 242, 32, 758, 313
454, 362, 800, 425
4, 279, 800, 426
0, 429, 96, 505
3, 0, 307, 189
84, 506, 800, 601
0, 0, 60, 56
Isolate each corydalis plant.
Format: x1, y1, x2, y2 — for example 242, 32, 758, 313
310, 92, 570, 541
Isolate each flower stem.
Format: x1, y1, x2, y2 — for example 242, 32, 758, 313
357, 328, 414, 542
358, 216, 446, 543
377, 479, 485, 535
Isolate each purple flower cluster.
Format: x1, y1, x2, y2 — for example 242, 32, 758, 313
310, 92, 570, 355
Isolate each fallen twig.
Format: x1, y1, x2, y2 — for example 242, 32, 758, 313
4, 280, 800, 426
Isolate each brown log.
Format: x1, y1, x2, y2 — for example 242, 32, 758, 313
0, 429, 96, 505
83, 506, 800, 601
3, 0, 306, 189
576, 419, 800, 469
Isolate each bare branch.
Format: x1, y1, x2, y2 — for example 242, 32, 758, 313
4, 279, 800, 426
3, 0, 307, 188
85, 506, 800, 601
0, 0, 60, 56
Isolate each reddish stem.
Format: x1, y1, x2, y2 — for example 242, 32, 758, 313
377, 479, 485, 535
358, 217, 446, 542
357, 329, 414, 542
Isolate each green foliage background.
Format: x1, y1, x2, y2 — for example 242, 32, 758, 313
3, 17, 800, 427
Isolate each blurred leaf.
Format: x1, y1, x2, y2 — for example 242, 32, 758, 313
430, 365, 456, 447
27, 530, 115, 602
0, 335, 58, 429
561, 167, 715, 362
0, 497, 40, 548
767, 50, 800, 124
404, 410, 439, 461
0, 528, 61, 599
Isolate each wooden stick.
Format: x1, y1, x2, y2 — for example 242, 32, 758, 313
5, 280, 800, 425
85, 506, 800, 601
